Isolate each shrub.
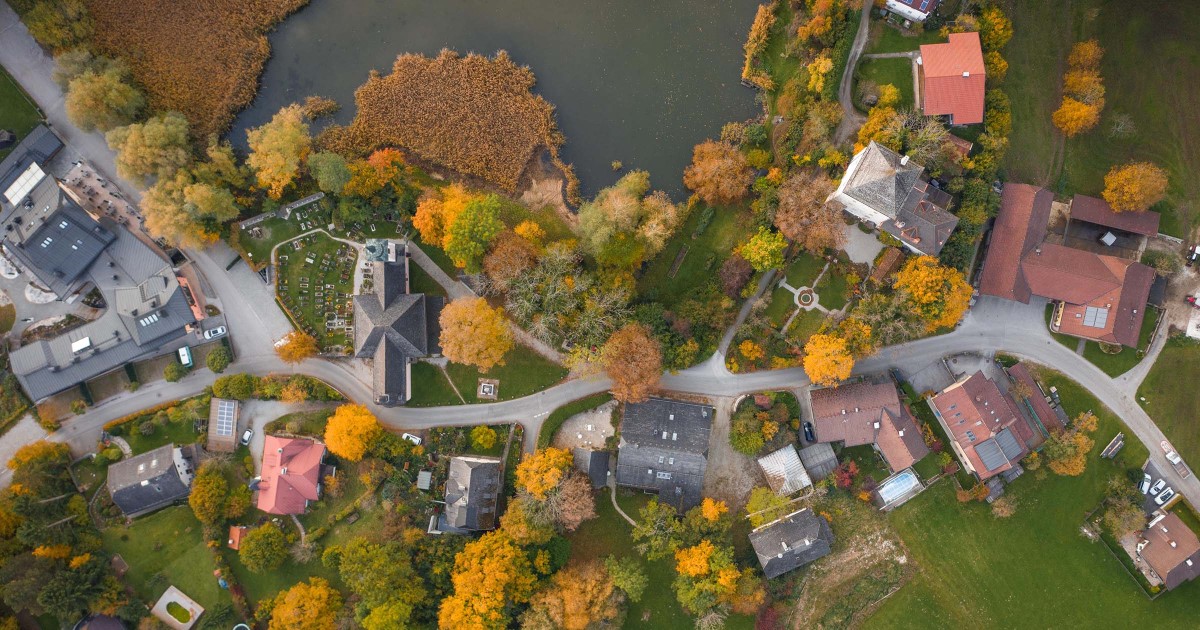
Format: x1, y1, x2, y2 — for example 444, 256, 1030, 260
206, 346, 232, 373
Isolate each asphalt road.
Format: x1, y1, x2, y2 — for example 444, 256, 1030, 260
1, 3, 1195, 508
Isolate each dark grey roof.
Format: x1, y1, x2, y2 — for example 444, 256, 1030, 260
352, 251, 444, 405
0, 125, 62, 189
107, 444, 193, 516
615, 398, 713, 511
2, 185, 116, 297
573, 448, 610, 489
750, 508, 835, 579
880, 183, 959, 256
974, 437, 1007, 472
994, 427, 1024, 461
444, 456, 501, 531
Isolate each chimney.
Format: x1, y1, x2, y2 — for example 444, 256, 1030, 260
1170, 541, 1178, 548
900, 155, 910, 166
281, 467, 288, 475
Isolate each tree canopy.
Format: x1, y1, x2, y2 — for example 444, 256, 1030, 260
602, 323, 662, 403
683, 140, 754, 206
1102, 162, 1168, 212
276, 332, 319, 364
324, 404, 383, 462
439, 297, 513, 372
246, 103, 312, 199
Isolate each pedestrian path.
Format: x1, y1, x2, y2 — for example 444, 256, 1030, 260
775, 262, 847, 333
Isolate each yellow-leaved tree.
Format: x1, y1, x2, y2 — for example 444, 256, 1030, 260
438, 530, 536, 629
276, 331, 319, 364
324, 404, 382, 462
1102, 162, 1168, 212
893, 256, 972, 332
267, 577, 343, 630
439, 297, 514, 372
246, 104, 312, 199
412, 184, 475, 248
699, 498, 728, 523
802, 334, 853, 387
523, 561, 621, 630
515, 447, 573, 501
675, 539, 716, 577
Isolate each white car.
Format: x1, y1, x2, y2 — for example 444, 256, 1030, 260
1140, 473, 1152, 494
1155, 487, 1176, 506
1149, 478, 1167, 495
240, 429, 253, 446
402, 433, 422, 446
204, 326, 227, 340
1166, 450, 1183, 465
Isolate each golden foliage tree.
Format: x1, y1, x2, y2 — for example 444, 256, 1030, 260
803, 333, 853, 387
984, 51, 1008, 83
774, 170, 844, 254
806, 55, 834, 94
893, 256, 972, 331
445, 195, 505, 273
699, 498, 729, 523
23, 0, 92, 51
741, 3, 777, 90
675, 540, 716, 577
1068, 39, 1104, 69
64, 67, 144, 132
577, 170, 686, 269
246, 103, 312, 199
1102, 162, 1168, 212
683, 140, 754, 206
736, 227, 787, 271
413, 184, 475, 248
106, 111, 192, 183
515, 447, 573, 501
439, 297, 514, 372
979, 6, 1014, 51
499, 496, 555, 546
1053, 39, 1105, 136
523, 561, 621, 630
267, 577, 343, 630
8, 441, 70, 471
324, 404, 382, 462
1052, 98, 1102, 138
601, 323, 662, 403
275, 331, 319, 363
438, 530, 536, 629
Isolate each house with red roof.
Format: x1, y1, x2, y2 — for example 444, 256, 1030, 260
978, 183, 1155, 348
1138, 512, 1200, 591
257, 435, 327, 515
808, 378, 930, 473
920, 32, 986, 125
928, 371, 1040, 481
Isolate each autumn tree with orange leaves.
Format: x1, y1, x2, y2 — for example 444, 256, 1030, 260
438, 530, 536, 629
515, 447, 573, 500
413, 184, 476, 248
439, 297, 513, 372
521, 561, 622, 630
484, 230, 539, 290
774, 170, 844, 254
1052, 40, 1105, 137
324, 404, 382, 462
266, 577, 343, 630
275, 331, 319, 364
803, 333, 853, 387
601, 323, 662, 403
683, 140, 754, 206
893, 256, 972, 332
1046, 411, 1099, 477
1102, 162, 1168, 212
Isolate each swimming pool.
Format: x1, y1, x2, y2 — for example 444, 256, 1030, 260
877, 469, 921, 506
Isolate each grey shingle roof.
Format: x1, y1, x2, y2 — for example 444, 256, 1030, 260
2, 185, 116, 297
444, 456, 501, 531
749, 508, 835, 579
615, 398, 713, 511
573, 448, 610, 489
842, 142, 924, 218
107, 444, 194, 517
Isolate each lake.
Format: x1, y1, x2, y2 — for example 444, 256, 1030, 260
229, 0, 762, 198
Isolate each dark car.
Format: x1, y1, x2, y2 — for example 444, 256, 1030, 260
803, 421, 816, 443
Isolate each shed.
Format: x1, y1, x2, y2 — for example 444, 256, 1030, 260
757, 445, 812, 495
573, 448, 611, 489
227, 525, 248, 550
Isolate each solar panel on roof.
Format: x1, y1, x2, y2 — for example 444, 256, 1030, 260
214, 400, 236, 436
1082, 306, 1109, 328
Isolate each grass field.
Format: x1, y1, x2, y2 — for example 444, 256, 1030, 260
765, 286, 796, 328
864, 368, 1200, 628
638, 205, 754, 310
1005, 0, 1200, 237
865, 21, 943, 55
445, 345, 567, 404
0, 66, 41, 160
276, 232, 356, 350
1075, 305, 1159, 376
102, 507, 229, 612
855, 57, 915, 110
1137, 339, 1200, 466
784, 253, 825, 287
124, 419, 202, 455
815, 268, 851, 311
408, 362, 463, 407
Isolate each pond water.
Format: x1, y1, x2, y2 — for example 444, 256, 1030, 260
229, 0, 761, 198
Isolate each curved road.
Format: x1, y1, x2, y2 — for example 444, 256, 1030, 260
2, 3, 1195, 508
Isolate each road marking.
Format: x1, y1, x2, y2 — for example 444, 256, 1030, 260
533, 411, 549, 418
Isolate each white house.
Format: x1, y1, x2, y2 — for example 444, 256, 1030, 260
885, 0, 938, 24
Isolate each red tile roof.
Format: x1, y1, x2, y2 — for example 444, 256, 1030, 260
227, 525, 248, 550
1021, 243, 1123, 304
930, 372, 1027, 480
810, 380, 929, 471
1006, 362, 1063, 432
1070, 194, 1160, 236
920, 32, 986, 124
257, 436, 325, 515
978, 184, 1053, 302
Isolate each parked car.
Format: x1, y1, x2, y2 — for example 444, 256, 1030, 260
1155, 487, 1176, 506
1166, 450, 1183, 465
802, 421, 815, 443
240, 429, 253, 446
1150, 478, 1167, 495
402, 433, 422, 446
204, 326, 227, 340
1140, 473, 1152, 494
1188, 245, 1200, 266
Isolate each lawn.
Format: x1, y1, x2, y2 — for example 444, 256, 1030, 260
445, 344, 567, 404
409, 262, 447, 298
0, 304, 15, 334
1005, 0, 1199, 237
124, 419, 202, 455
276, 232, 357, 351
0, 66, 42, 161
840, 444, 889, 483
101, 507, 229, 612
569, 491, 753, 630
537, 392, 613, 449
407, 362, 464, 407
864, 20, 943, 55
264, 408, 335, 436
855, 57, 915, 110
787, 309, 828, 342
1137, 339, 1200, 466
783, 252, 825, 288
815, 268, 851, 311
863, 368, 1200, 628
235, 215, 307, 264
637, 205, 754, 310
764, 286, 796, 329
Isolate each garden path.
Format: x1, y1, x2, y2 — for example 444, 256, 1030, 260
833, 6, 873, 145
608, 478, 636, 527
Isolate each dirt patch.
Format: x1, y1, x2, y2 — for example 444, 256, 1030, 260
703, 397, 761, 512
551, 400, 617, 450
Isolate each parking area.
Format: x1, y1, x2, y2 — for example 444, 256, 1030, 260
1140, 461, 1179, 514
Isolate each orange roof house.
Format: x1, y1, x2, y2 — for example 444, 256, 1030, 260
257, 435, 326, 515
227, 525, 248, 550
978, 184, 1154, 347
920, 32, 986, 125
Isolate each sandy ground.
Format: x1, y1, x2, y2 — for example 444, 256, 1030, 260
702, 397, 762, 512
551, 400, 617, 450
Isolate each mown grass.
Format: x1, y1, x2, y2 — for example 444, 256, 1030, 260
537, 392, 613, 449
863, 369, 1200, 629
784, 253, 825, 287
445, 345, 567, 404
1138, 339, 1200, 466
865, 21, 943, 55
815, 269, 850, 311
855, 57, 915, 110
1079, 303, 1158, 376
0, 66, 41, 161
124, 419, 202, 455
407, 362, 463, 407
764, 286, 796, 329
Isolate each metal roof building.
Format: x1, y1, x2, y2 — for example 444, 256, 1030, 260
757, 444, 812, 495
749, 508, 835, 579
207, 398, 239, 453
